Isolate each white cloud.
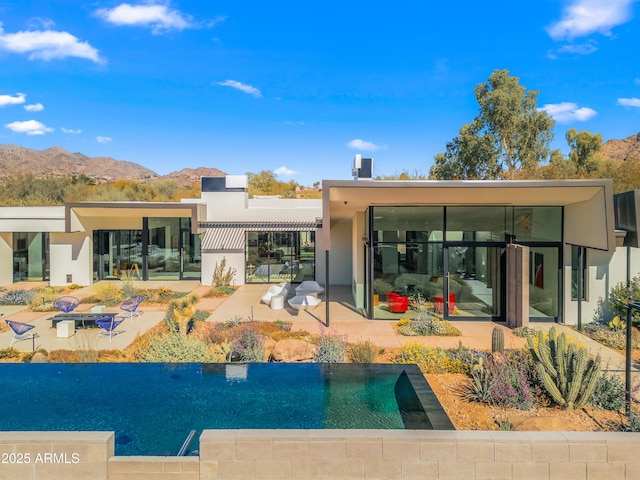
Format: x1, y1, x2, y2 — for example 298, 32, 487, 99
347, 138, 386, 151
96, 136, 112, 143
274, 166, 299, 176
0, 22, 102, 62
0, 92, 26, 107
216, 80, 262, 98
24, 103, 44, 112
539, 102, 597, 122
617, 97, 640, 107
5, 119, 53, 135
547, 0, 636, 40
557, 41, 598, 55
61, 127, 82, 134
96, 3, 193, 34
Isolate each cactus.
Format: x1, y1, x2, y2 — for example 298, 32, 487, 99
527, 327, 601, 410
491, 327, 504, 353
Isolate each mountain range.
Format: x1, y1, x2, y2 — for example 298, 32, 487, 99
0, 144, 226, 185
1, 132, 639, 185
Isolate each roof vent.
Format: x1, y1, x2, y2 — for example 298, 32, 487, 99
352, 154, 373, 180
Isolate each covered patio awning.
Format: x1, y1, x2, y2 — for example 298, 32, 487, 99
201, 220, 321, 251
322, 179, 615, 252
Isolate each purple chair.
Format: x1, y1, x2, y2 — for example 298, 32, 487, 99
5, 319, 37, 346
95, 316, 124, 341
120, 296, 143, 320
52, 296, 80, 313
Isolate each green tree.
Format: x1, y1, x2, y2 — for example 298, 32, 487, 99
430, 69, 555, 179
566, 128, 602, 174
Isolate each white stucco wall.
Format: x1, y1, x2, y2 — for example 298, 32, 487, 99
49, 232, 92, 286
0, 232, 12, 286
201, 251, 245, 287
328, 220, 352, 285
562, 245, 640, 325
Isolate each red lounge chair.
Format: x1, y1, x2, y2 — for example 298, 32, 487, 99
433, 293, 456, 314
386, 292, 409, 313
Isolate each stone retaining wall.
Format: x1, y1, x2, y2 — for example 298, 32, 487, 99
199, 429, 640, 480
3, 430, 640, 479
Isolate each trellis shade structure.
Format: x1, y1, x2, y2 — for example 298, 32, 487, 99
200, 221, 321, 251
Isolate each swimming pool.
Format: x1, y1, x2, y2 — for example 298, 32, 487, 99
0, 362, 452, 455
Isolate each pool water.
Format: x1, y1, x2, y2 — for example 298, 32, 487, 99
0, 363, 445, 455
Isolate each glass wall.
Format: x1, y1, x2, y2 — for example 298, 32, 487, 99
13, 232, 49, 282
529, 246, 560, 318
245, 231, 315, 283
368, 205, 562, 320
93, 217, 200, 281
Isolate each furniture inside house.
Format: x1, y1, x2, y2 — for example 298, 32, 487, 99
433, 293, 456, 314
120, 296, 143, 320
96, 315, 125, 341
386, 292, 409, 313
5, 319, 37, 347
52, 296, 80, 313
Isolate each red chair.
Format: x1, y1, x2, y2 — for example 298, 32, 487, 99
432, 293, 456, 314
386, 292, 409, 313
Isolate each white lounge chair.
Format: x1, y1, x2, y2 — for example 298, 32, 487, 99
261, 284, 288, 306
288, 295, 322, 311
294, 281, 324, 297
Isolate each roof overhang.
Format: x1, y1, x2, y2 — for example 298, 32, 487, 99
322, 179, 615, 251
65, 201, 206, 234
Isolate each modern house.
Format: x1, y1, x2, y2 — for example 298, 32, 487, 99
1, 158, 639, 327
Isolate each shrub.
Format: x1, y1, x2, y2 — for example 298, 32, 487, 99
0, 289, 35, 305
165, 294, 199, 336
465, 353, 536, 410
85, 282, 123, 306
625, 412, 640, 432
136, 332, 211, 362
395, 342, 471, 374
397, 312, 461, 337
512, 326, 540, 338
207, 286, 236, 297
590, 373, 626, 411
349, 339, 378, 363
0, 347, 22, 359
609, 277, 640, 327
216, 315, 244, 330
233, 326, 265, 362
119, 267, 139, 298
212, 257, 236, 288
314, 333, 347, 363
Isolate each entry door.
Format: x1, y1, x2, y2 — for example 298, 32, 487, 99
445, 246, 503, 319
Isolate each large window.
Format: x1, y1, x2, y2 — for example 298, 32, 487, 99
368, 205, 562, 320
245, 231, 315, 283
93, 217, 200, 281
571, 245, 587, 301
13, 232, 49, 282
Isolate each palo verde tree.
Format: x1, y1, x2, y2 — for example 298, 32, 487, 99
430, 69, 555, 179
566, 128, 602, 174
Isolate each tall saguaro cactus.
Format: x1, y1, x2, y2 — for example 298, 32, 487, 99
527, 327, 601, 410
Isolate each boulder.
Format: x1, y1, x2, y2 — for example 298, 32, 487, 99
30, 352, 49, 363
271, 339, 317, 362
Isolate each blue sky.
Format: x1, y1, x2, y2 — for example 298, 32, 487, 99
0, 1, 639, 186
